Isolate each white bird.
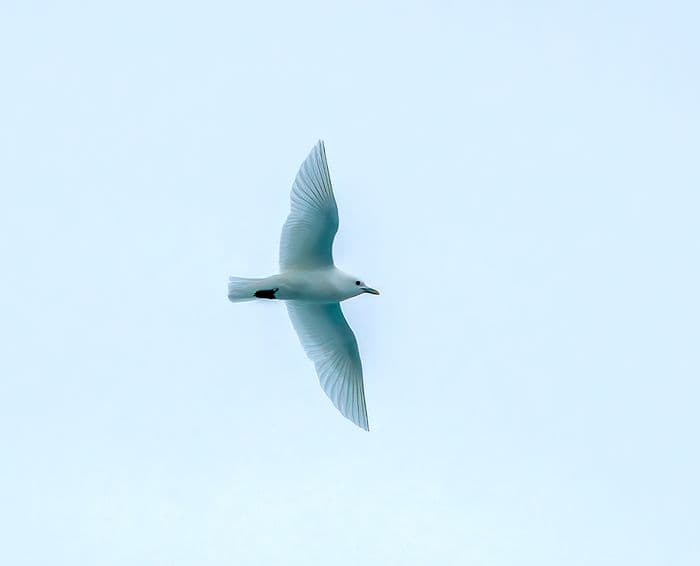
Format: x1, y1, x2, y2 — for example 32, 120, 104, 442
227, 141, 379, 430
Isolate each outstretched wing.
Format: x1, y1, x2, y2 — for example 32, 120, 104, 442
287, 302, 369, 430
279, 140, 339, 270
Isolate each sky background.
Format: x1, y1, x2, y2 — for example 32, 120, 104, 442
1, 1, 698, 564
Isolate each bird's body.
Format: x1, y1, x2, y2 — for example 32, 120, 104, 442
227, 141, 378, 430
229, 267, 376, 303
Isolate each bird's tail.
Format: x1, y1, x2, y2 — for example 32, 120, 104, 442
227, 276, 263, 302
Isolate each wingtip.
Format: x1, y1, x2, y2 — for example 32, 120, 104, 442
331, 403, 369, 431
355, 414, 370, 432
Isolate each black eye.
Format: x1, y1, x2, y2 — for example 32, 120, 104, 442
355, 281, 361, 285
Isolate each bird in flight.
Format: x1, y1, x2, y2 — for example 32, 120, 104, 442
227, 141, 379, 430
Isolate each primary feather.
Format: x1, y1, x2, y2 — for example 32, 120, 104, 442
287, 303, 369, 430
279, 141, 339, 270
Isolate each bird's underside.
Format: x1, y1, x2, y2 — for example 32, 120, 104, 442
227, 141, 376, 431
230, 268, 374, 303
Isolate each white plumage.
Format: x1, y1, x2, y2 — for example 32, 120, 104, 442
228, 141, 379, 430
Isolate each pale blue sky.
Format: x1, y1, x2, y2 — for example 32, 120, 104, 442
1, 1, 698, 564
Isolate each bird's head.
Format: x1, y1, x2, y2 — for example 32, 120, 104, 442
345, 275, 380, 298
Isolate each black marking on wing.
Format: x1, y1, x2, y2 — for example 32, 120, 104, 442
254, 288, 279, 300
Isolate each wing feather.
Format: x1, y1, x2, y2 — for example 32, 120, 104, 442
287, 302, 369, 430
279, 141, 339, 270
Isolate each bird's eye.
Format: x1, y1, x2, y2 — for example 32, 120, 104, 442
355, 281, 361, 285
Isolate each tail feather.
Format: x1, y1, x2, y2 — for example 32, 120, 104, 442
227, 276, 262, 302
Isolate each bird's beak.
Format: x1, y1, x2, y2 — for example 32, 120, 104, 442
362, 287, 380, 295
